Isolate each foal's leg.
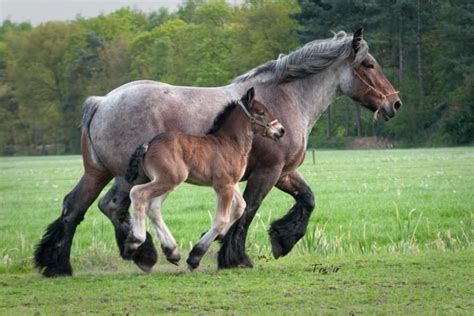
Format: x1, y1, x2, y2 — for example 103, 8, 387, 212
147, 193, 181, 265
217, 167, 282, 269
220, 184, 246, 237
269, 170, 315, 258
187, 184, 234, 270
98, 178, 158, 271
125, 180, 179, 262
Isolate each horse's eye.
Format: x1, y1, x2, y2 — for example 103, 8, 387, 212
364, 63, 375, 69
256, 109, 265, 115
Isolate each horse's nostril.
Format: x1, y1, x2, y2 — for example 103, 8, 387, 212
279, 127, 285, 136
394, 100, 402, 111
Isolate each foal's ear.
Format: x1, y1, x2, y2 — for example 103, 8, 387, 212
352, 26, 364, 53
244, 87, 255, 106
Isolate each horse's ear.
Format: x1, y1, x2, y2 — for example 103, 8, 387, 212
352, 26, 364, 53
244, 87, 255, 106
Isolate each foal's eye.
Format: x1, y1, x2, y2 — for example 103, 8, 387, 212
256, 109, 265, 115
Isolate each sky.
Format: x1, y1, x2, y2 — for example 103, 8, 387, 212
0, 0, 183, 25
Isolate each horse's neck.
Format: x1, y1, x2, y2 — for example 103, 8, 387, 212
233, 65, 341, 139
284, 66, 341, 136
213, 110, 253, 154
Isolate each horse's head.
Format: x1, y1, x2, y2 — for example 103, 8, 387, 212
240, 87, 285, 141
340, 27, 402, 121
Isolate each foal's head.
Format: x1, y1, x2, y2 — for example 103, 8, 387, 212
240, 87, 285, 141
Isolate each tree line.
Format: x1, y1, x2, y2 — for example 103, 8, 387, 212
0, 0, 472, 155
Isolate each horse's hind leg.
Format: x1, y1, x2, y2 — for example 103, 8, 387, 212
98, 178, 158, 271
34, 170, 112, 277
147, 193, 181, 265
269, 170, 315, 258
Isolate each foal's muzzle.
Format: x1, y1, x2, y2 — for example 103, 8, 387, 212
267, 121, 285, 141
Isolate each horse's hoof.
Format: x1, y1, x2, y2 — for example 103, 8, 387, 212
132, 235, 158, 272
136, 262, 153, 273
270, 238, 284, 259
217, 244, 254, 269
269, 227, 295, 259
42, 264, 73, 278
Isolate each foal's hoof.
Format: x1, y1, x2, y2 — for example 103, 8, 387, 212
187, 245, 205, 271
162, 246, 181, 266
186, 257, 200, 271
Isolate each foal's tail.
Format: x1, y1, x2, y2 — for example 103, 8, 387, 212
125, 143, 149, 184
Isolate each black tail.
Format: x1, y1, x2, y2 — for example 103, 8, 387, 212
125, 144, 148, 184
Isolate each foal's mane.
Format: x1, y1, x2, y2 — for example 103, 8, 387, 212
233, 31, 369, 85
207, 100, 240, 134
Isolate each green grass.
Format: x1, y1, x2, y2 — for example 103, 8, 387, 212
0, 148, 473, 313
0, 252, 473, 314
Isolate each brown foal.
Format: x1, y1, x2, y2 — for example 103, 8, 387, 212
124, 87, 285, 271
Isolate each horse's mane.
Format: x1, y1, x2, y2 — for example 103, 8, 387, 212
233, 31, 369, 85
207, 100, 239, 134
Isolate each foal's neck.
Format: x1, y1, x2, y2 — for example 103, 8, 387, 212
212, 107, 254, 154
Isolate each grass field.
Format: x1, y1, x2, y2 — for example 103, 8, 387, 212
0, 148, 473, 313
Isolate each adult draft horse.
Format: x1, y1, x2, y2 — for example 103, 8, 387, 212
35, 28, 402, 277
124, 88, 284, 271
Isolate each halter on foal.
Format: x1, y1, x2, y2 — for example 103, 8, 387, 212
124, 87, 285, 271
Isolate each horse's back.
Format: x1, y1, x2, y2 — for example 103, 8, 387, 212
88, 81, 236, 175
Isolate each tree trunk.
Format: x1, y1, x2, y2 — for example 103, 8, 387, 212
372, 120, 377, 137
326, 107, 332, 138
355, 104, 361, 137
416, 0, 424, 98
398, 4, 403, 82
344, 103, 350, 136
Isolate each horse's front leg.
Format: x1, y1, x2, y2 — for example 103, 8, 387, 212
270, 170, 315, 258
98, 178, 158, 272
187, 184, 234, 270
217, 167, 282, 269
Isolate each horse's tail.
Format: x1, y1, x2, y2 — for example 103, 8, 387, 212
81, 96, 104, 170
125, 143, 149, 185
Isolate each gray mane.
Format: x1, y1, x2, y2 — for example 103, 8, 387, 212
233, 31, 369, 85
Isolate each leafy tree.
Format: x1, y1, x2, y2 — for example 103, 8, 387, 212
1, 1, 473, 155
4, 22, 78, 148
231, 0, 300, 76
